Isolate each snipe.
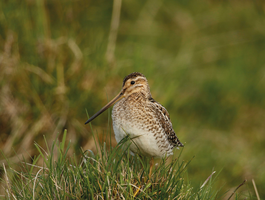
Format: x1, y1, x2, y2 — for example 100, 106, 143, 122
85, 72, 183, 158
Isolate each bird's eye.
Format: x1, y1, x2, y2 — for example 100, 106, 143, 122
131, 81, 135, 85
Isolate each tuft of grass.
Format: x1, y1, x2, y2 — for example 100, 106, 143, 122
1, 129, 225, 199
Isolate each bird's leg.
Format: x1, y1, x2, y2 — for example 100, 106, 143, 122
149, 157, 154, 178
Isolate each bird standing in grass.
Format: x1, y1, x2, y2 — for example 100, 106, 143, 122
85, 72, 183, 159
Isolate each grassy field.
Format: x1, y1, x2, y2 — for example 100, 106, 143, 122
1, 130, 221, 199
0, 0, 265, 199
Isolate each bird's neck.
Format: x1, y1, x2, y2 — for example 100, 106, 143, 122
126, 91, 151, 102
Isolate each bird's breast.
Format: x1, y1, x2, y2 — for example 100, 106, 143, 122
111, 99, 173, 157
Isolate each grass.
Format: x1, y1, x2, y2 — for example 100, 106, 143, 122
1, 129, 224, 200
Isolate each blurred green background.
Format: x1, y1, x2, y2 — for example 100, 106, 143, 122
1, 0, 265, 198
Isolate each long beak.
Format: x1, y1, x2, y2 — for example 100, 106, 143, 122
85, 92, 124, 124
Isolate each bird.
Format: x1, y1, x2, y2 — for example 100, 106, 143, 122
85, 72, 184, 158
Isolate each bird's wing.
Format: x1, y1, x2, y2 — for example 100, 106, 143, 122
149, 97, 184, 147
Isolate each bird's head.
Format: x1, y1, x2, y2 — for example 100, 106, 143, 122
85, 72, 150, 124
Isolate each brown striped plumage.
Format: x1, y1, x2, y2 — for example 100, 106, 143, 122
85, 72, 183, 158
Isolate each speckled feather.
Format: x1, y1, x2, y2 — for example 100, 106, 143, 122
112, 72, 183, 158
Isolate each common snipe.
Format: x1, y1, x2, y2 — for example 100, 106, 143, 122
85, 72, 183, 158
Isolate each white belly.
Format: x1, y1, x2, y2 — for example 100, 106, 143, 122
113, 120, 172, 158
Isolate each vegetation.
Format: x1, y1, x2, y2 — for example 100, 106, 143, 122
2, 130, 220, 199
0, 0, 264, 199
